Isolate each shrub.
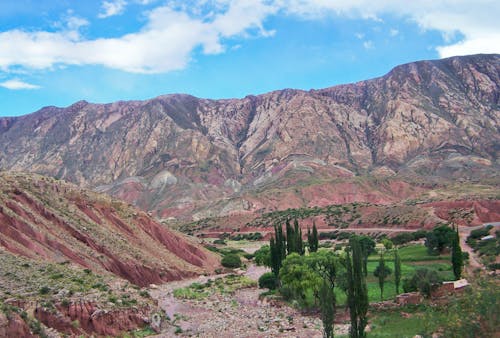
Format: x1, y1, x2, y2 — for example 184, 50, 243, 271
39, 286, 51, 295
213, 239, 226, 245
403, 268, 442, 298
258, 272, 277, 290
221, 254, 242, 268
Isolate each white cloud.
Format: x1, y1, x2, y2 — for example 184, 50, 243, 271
280, 0, 500, 57
363, 40, 374, 49
0, 0, 498, 75
0, 79, 41, 90
389, 29, 398, 37
98, 0, 127, 19
0, 1, 277, 74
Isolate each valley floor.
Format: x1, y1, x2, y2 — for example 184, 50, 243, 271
149, 265, 347, 337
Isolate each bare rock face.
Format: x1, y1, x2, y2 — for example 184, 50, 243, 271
0, 54, 498, 220
35, 301, 152, 336
0, 172, 219, 286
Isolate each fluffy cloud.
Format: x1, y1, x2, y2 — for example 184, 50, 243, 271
0, 0, 497, 74
0, 79, 41, 90
98, 0, 127, 19
281, 0, 500, 57
0, 1, 276, 73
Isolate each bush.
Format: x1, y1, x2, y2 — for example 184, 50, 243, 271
392, 232, 414, 245
213, 239, 226, 245
403, 268, 442, 298
221, 254, 242, 268
258, 272, 277, 290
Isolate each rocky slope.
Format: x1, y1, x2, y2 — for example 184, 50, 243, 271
0, 54, 498, 221
0, 171, 219, 286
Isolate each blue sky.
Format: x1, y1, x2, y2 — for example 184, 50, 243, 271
0, 0, 499, 117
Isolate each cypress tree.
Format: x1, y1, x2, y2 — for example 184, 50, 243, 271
312, 223, 319, 252
286, 219, 295, 254
394, 248, 401, 294
374, 252, 391, 301
294, 219, 303, 255
346, 236, 368, 338
270, 236, 280, 277
451, 228, 463, 280
319, 279, 335, 338
307, 227, 312, 252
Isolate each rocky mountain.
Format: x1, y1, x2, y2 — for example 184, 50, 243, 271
0, 171, 219, 286
0, 54, 498, 222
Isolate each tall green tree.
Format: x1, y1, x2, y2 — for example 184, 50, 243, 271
308, 222, 319, 253
346, 236, 368, 338
358, 235, 375, 277
319, 280, 335, 338
294, 219, 304, 255
394, 248, 401, 294
286, 219, 295, 255
374, 252, 392, 301
270, 224, 287, 278
451, 228, 463, 280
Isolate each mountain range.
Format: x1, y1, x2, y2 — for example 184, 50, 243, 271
0, 54, 498, 225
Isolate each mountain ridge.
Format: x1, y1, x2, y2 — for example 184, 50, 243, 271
0, 54, 498, 222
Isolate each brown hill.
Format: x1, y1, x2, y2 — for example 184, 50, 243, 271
0, 54, 498, 222
0, 171, 219, 287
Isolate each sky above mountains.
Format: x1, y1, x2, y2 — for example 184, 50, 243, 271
0, 0, 499, 117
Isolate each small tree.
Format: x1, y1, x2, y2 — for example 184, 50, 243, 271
373, 253, 392, 300
308, 222, 319, 253
451, 228, 463, 280
404, 268, 442, 298
425, 224, 454, 255
394, 248, 401, 294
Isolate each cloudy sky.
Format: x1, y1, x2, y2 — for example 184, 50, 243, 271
0, 0, 499, 116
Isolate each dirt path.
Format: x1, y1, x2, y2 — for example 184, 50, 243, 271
457, 225, 492, 274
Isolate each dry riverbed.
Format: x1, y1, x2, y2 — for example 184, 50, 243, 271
149, 265, 349, 337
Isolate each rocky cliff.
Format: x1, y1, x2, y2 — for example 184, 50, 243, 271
0, 54, 498, 221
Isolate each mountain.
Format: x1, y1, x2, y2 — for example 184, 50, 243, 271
0, 171, 219, 286
0, 54, 498, 223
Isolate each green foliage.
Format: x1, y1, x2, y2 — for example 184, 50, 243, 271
229, 232, 263, 241
425, 278, 499, 337
279, 253, 322, 308
258, 272, 277, 290
308, 223, 319, 253
319, 280, 335, 338
213, 239, 226, 245
374, 253, 392, 301
346, 236, 368, 338
254, 245, 271, 267
380, 238, 393, 250
394, 248, 401, 294
425, 225, 454, 255
39, 286, 51, 295
358, 235, 376, 277
451, 229, 463, 280
403, 268, 442, 298
221, 254, 242, 268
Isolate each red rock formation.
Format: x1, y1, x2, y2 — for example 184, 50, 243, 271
35, 301, 152, 336
0, 172, 219, 287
